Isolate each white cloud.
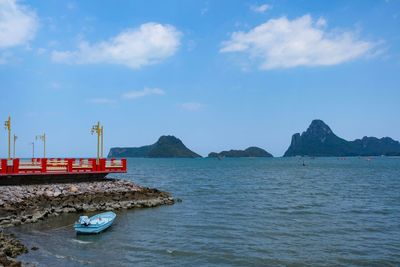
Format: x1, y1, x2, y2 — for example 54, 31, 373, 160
180, 102, 204, 111
0, 0, 38, 49
316, 17, 327, 27
122, 88, 165, 100
52, 23, 181, 69
88, 98, 116, 104
250, 4, 271, 13
220, 15, 375, 70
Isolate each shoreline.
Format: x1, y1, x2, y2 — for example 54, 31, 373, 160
0, 178, 175, 266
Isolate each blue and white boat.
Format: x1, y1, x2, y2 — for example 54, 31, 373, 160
74, 211, 116, 234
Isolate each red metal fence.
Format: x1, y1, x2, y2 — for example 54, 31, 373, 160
0, 158, 127, 176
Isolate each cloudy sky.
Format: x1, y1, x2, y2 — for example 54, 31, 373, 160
0, 0, 399, 157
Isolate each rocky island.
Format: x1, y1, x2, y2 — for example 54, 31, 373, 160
284, 119, 400, 157
108, 135, 201, 158
208, 147, 273, 158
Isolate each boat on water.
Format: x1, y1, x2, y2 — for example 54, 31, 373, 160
74, 211, 116, 234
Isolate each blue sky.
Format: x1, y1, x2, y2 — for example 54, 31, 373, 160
0, 0, 399, 157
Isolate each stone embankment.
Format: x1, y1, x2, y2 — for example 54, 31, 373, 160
0, 179, 174, 228
0, 179, 175, 266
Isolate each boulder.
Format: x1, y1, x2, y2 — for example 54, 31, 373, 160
44, 190, 53, 197
68, 186, 79, 193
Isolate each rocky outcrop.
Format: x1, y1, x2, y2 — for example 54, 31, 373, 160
0, 230, 27, 266
208, 147, 273, 158
284, 119, 400, 157
108, 135, 202, 158
0, 179, 174, 228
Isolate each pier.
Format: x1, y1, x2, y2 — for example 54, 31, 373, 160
1, 117, 128, 184
0, 158, 127, 185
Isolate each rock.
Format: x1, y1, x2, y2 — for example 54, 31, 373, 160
81, 204, 89, 211
31, 212, 43, 222
0, 252, 23, 267
111, 203, 121, 209
87, 206, 97, 212
0, 219, 10, 225
0, 180, 175, 234
62, 207, 76, 213
68, 186, 79, 193
4, 206, 16, 212
10, 219, 21, 226
44, 190, 53, 197
0, 231, 28, 258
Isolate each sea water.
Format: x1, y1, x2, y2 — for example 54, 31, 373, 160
12, 157, 400, 266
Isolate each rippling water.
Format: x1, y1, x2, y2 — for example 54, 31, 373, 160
12, 157, 400, 266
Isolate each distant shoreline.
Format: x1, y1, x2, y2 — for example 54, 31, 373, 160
108, 120, 400, 158
107, 156, 400, 159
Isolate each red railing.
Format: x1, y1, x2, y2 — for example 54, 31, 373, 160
0, 158, 127, 176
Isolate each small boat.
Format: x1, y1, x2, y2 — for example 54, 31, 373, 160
74, 211, 116, 234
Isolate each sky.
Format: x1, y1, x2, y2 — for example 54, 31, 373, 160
0, 0, 399, 158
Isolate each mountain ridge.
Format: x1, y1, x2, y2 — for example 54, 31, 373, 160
284, 120, 400, 157
108, 135, 201, 158
208, 147, 273, 158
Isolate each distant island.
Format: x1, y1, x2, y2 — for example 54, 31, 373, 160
208, 147, 273, 158
284, 119, 400, 157
108, 121, 400, 158
108, 135, 201, 158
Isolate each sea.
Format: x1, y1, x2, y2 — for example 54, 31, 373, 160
11, 157, 400, 266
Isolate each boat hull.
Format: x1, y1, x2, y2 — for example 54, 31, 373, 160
74, 211, 116, 234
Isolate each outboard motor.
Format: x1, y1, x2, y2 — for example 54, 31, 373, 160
79, 216, 90, 226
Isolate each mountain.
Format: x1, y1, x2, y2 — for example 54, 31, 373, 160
284, 120, 351, 157
350, 136, 400, 156
108, 135, 202, 158
284, 120, 400, 157
208, 147, 273, 158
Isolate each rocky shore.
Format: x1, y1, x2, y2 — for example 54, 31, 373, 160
0, 230, 28, 267
0, 179, 175, 266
